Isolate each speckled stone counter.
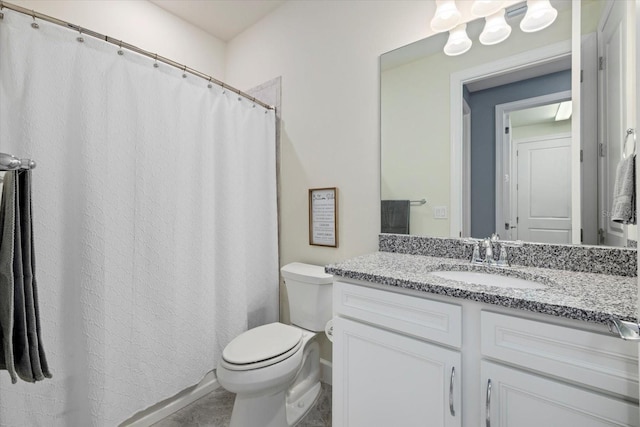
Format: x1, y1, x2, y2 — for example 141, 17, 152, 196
326, 251, 637, 324
379, 234, 637, 276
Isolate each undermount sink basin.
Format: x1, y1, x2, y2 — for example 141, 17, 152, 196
430, 270, 547, 290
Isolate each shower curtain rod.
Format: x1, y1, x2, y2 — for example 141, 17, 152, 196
0, 1, 275, 111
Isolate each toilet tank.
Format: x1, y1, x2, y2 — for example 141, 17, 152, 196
281, 262, 333, 332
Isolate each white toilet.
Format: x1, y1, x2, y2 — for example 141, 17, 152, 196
217, 262, 333, 427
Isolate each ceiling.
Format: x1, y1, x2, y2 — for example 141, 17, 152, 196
150, 0, 286, 42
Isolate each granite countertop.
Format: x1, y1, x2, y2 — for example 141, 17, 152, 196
326, 251, 637, 324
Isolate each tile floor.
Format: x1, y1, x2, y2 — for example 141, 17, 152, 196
153, 383, 332, 427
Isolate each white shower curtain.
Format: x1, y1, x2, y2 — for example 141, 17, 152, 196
0, 9, 278, 426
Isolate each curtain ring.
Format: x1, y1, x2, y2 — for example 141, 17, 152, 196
182, 66, 187, 79
76, 28, 84, 43
221, 83, 226, 94
117, 40, 124, 56
207, 77, 213, 89
153, 53, 159, 68
31, 10, 39, 29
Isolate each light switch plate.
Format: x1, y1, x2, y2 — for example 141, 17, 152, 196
434, 206, 448, 219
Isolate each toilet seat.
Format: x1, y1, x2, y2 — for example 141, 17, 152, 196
221, 323, 303, 371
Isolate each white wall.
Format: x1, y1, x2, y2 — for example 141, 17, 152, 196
226, 0, 567, 270
381, 55, 451, 237
225, 2, 442, 361
8, 0, 226, 79
226, 1, 439, 268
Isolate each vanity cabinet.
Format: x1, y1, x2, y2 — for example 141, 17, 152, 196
481, 361, 638, 427
332, 281, 462, 427
481, 311, 639, 427
333, 280, 639, 427
333, 317, 461, 427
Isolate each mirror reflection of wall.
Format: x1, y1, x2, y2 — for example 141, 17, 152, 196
464, 69, 571, 241
380, 0, 637, 248
584, 0, 638, 247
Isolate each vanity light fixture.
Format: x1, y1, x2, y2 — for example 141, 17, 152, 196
471, 0, 505, 18
431, 0, 462, 32
554, 100, 572, 121
444, 23, 472, 56
520, 0, 558, 33
436, 0, 558, 56
479, 9, 511, 45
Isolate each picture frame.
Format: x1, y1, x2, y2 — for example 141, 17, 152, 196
309, 187, 338, 247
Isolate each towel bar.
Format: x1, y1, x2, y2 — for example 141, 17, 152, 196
0, 153, 36, 171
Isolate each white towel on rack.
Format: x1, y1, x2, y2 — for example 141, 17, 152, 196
611, 154, 636, 224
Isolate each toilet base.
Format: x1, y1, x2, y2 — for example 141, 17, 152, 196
286, 339, 321, 425
223, 335, 322, 427
229, 388, 288, 427
228, 381, 322, 427
286, 381, 321, 426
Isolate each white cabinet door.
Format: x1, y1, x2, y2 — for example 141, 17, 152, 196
333, 317, 461, 427
481, 361, 639, 427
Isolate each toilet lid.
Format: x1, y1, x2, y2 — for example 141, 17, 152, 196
222, 322, 303, 365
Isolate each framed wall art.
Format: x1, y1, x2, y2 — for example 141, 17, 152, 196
309, 187, 338, 247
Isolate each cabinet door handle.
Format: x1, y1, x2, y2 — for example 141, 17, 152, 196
449, 366, 456, 416
486, 378, 492, 427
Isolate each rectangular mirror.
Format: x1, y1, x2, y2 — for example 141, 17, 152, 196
380, 0, 637, 248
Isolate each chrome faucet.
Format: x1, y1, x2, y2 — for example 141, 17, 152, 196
464, 234, 522, 268
482, 236, 495, 265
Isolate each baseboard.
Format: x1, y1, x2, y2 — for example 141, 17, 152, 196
320, 358, 332, 386
120, 371, 219, 427
121, 360, 330, 426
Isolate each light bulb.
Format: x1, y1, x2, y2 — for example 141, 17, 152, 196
444, 23, 472, 56
431, 0, 462, 33
471, 0, 505, 17
479, 9, 511, 45
520, 0, 558, 33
